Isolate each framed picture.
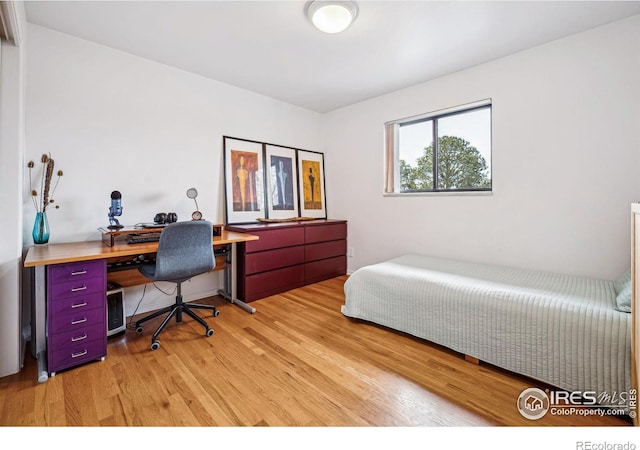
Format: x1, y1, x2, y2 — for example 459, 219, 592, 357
223, 137, 266, 224
297, 149, 326, 219
265, 144, 299, 220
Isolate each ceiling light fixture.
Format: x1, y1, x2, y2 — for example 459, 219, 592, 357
305, 1, 358, 34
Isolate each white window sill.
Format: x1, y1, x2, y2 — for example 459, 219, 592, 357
383, 191, 493, 198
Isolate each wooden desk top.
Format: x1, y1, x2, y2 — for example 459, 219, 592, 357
24, 230, 258, 267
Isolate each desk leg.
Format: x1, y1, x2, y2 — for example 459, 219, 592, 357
217, 243, 256, 314
32, 266, 49, 382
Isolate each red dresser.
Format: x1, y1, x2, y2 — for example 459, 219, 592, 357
227, 220, 347, 302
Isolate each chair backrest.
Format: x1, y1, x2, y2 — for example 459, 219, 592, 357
153, 220, 215, 282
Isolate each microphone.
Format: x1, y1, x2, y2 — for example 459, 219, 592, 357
108, 190, 124, 229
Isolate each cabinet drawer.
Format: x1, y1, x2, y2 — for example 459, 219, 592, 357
49, 276, 105, 300
49, 306, 105, 335
305, 239, 346, 263
49, 337, 106, 374
48, 321, 106, 350
49, 260, 105, 284
305, 255, 347, 284
48, 291, 105, 316
245, 246, 304, 275
305, 223, 347, 244
244, 227, 305, 253
243, 265, 305, 302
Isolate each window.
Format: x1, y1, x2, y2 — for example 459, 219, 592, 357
385, 100, 492, 194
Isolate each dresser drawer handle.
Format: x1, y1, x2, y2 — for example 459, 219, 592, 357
71, 349, 88, 358
71, 333, 88, 342
71, 317, 87, 325
71, 285, 87, 292
71, 302, 88, 309
71, 270, 88, 276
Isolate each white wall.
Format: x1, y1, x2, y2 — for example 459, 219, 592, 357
323, 15, 640, 280
18, 14, 640, 379
0, 1, 26, 378
25, 24, 323, 316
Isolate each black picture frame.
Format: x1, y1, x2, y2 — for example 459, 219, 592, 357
296, 149, 327, 219
265, 144, 300, 220
223, 136, 266, 224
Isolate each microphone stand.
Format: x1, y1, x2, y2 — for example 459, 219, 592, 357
108, 209, 124, 229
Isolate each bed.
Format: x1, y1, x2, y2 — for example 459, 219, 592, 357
342, 254, 632, 409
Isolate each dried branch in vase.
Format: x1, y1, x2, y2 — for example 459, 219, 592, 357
28, 153, 64, 213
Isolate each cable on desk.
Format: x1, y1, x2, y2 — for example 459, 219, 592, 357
127, 284, 148, 331
152, 282, 177, 297
126, 282, 178, 331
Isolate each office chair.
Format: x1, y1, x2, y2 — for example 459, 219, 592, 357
134, 220, 219, 350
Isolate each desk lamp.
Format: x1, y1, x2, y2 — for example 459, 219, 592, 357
187, 187, 203, 220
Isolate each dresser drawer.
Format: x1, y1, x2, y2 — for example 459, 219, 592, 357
49, 306, 105, 335
305, 255, 347, 284
49, 260, 105, 284
242, 265, 305, 302
244, 227, 305, 253
48, 291, 105, 316
305, 223, 347, 244
48, 321, 106, 350
305, 239, 346, 263
244, 245, 304, 275
49, 276, 105, 300
49, 337, 106, 373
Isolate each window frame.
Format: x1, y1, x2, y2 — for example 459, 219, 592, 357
385, 99, 492, 196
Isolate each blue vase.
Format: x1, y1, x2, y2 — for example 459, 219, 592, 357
32, 212, 50, 245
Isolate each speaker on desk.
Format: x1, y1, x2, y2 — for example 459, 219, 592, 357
106, 286, 126, 338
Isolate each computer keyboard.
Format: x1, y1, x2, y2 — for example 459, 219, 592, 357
127, 233, 161, 244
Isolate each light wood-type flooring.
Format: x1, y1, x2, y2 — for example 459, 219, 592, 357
0, 276, 632, 427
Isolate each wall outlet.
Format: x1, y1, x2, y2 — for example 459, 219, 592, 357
347, 247, 354, 257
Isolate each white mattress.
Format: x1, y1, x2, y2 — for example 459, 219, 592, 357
342, 254, 632, 406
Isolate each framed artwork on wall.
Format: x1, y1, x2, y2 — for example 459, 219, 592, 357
265, 144, 299, 220
223, 137, 266, 224
297, 150, 326, 219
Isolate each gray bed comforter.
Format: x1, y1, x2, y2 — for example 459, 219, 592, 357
342, 254, 632, 409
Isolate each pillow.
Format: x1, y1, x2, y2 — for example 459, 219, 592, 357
614, 268, 631, 294
615, 281, 632, 313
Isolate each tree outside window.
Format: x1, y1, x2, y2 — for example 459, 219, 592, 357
392, 103, 491, 194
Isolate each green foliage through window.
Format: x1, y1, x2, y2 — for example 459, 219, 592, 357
396, 104, 491, 193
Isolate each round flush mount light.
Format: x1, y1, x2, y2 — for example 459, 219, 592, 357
305, 1, 359, 34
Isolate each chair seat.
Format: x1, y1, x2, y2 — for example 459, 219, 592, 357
139, 263, 195, 284
138, 263, 156, 279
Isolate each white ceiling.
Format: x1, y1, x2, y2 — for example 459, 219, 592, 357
24, 1, 640, 113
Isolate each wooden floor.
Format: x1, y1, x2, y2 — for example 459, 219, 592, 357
0, 276, 632, 427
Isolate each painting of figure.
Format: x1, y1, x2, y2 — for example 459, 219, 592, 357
302, 160, 322, 210
231, 150, 261, 212
269, 155, 295, 210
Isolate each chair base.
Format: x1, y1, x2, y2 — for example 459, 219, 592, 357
134, 289, 219, 350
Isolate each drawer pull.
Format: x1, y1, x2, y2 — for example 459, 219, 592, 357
71, 270, 88, 276
71, 349, 88, 358
71, 302, 88, 309
71, 333, 88, 342
71, 317, 87, 325
71, 285, 87, 292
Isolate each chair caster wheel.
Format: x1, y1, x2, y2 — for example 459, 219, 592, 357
151, 341, 160, 350
136, 326, 143, 334
206, 328, 214, 337
213, 310, 220, 317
